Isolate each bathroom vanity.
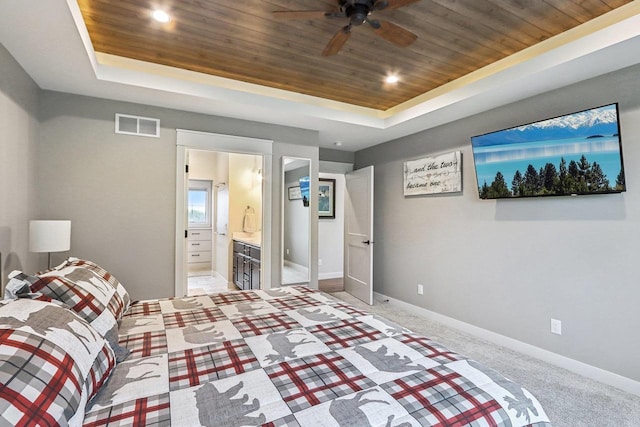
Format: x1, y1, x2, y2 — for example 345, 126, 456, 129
232, 234, 261, 290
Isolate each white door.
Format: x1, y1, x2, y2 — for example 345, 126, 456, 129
344, 166, 374, 305
214, 185, 229, 278
175, 147, 189, 297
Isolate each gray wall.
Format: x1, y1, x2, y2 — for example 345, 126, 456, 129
355, 64, 640, 383
0, 43, 40, 286
318, 172, 345, 280
38, 91, 318, 300
319, 147, 354, 164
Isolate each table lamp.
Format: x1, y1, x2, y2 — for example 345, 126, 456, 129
29, 220, 71, 268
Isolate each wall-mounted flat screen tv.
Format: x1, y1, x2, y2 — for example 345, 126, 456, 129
471, 103, 626, 199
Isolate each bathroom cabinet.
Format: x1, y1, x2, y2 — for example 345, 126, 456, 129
187, 229, 211, 271
232, 240, 260, 290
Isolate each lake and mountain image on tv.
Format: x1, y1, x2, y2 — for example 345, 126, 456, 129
471, 103, 626, 199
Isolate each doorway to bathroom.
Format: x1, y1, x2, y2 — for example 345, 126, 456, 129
176, 130, 272, 298
186, 151, 228, 295
184, 148, 264, 296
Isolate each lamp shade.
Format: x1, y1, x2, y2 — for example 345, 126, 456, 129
29, 220, 71, 253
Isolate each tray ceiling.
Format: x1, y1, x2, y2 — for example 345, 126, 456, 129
76, 0, 632, 111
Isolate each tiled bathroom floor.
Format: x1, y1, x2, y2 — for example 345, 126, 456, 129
187, 272, 235, 295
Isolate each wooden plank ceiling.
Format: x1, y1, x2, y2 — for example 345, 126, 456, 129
77, 0, 632, 111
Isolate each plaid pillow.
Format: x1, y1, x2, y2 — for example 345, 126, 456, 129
28, 272, 130, 362
0, 299, 116, 426
56, 258, 131, 318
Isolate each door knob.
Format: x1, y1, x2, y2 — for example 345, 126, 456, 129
362, 240, 374, 245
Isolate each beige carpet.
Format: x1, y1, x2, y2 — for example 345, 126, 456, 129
328, 291, 640, 427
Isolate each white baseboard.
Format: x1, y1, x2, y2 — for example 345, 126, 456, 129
319, 272, 343, 280
374, 291, 640, 397
283, 260, 306, 269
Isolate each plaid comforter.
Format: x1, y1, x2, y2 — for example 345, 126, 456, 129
84, 286, 551, 426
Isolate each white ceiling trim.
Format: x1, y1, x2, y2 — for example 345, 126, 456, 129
95, 53, 387, 129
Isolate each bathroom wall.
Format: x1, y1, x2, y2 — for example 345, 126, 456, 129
227, 153, 263, 278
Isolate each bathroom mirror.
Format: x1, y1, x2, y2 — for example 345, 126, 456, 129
281, 157, 311, 284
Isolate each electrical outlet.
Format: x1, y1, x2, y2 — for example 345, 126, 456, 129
286, 248, 290, 255
318, 258, 323, 266
551, 318, 562, 335
417, 284, 424, 295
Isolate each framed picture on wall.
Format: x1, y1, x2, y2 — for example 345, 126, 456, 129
288, 186, 302, 200
318, 178, 336, 219
403, 150, 462, 196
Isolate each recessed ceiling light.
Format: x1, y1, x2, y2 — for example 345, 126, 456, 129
385, 75, 399, 84
151, 10, 171, 23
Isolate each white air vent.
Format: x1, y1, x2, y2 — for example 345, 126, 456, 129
115, 114, 160, 138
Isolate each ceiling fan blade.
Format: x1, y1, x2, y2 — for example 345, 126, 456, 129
371, 20, 417, 47
322, 26, 351, 56
272, 10, 330, 20
373, 0, 389, 11
383, 0, 421, 11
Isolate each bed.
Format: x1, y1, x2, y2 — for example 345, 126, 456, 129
1, 259, 551, 426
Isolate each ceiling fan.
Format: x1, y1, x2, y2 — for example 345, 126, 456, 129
273, 0, 420, 56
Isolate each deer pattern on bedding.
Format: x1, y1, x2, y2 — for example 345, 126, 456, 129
83, 286, 553, 427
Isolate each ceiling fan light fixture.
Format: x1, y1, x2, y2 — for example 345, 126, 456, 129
275, 0, 419, 56
347, 4, 370, 26
151, 9, 171, 23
